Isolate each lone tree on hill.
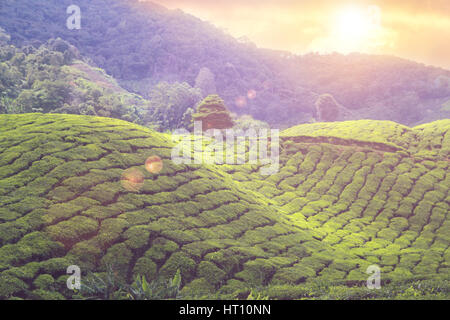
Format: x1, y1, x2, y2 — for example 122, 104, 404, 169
191, 95, 234, 131
194, 67, 217, 97
315, 94, 340, 122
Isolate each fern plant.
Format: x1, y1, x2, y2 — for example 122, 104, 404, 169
78, 265, 182, 300
127, 270, 182, 300
79, 265, 127, 300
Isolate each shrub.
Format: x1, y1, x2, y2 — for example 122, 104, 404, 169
191, 95, 234, 130
33, 274, 55, 290
159, 251, 197, 284
315, 94, 340, 122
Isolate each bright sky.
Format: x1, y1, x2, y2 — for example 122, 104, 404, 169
150, 0, 450, 69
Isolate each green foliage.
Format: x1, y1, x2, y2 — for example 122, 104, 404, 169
144, 82, 201, 131
315, 94, 340, 122
2, 0, 449, 127
0, 39, 147, 124
191, 95, 234, 130
33, 274, 55, 290
127, 270, 181, 300
79, 265, 128, 300
256, 279, 450, 300
0, 114, 449, 300
159, 252, 197, 284
233, 115, 270, 131
79, 265, 182, 300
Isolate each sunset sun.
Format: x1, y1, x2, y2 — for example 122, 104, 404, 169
336, 7, 371, 40
330, 5, 382, 53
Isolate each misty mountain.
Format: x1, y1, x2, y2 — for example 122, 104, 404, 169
0, 0, 449, 127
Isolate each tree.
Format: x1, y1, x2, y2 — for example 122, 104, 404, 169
194, 67, 216, 97
233, 114, 270, 131
0, 62, 22, 97
191, 95, 234, 131
0, 97, 13, 113
315, 94, 340, 122
144, 82, 202, 131
47, 38, 80, 64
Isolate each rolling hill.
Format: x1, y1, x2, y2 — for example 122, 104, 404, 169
0, 114, 448, 299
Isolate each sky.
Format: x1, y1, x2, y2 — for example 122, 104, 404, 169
151, 0, 450, 69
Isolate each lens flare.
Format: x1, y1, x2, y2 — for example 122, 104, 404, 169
235, 96, 247, 108
247, 89, 257, 100
145, 155, 163, 174
121, 168, 144, 192
262, 80, 272, 91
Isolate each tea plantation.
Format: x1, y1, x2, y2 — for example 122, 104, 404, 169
0, 114, 449, 299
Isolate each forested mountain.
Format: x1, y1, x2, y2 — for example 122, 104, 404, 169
0, 37, 147, 122
1, 0, 449, 128
273, 53, 450, 125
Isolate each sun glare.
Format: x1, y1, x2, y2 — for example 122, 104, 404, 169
336, 7, 370, 40
329, 5, 382, 53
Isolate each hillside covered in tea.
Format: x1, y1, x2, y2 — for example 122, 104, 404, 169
0, 114, 449, 299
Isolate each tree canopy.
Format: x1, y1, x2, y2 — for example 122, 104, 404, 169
144, 81, 201, 131
191, 95, 234, 131
315, 94, 340, 122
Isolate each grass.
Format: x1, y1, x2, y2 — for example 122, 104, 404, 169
0, 114, 449, 300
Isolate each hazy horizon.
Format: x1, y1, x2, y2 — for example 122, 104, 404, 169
150, 0, 450, 70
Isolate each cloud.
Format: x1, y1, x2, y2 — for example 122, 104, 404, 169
149, 0, 450, 69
